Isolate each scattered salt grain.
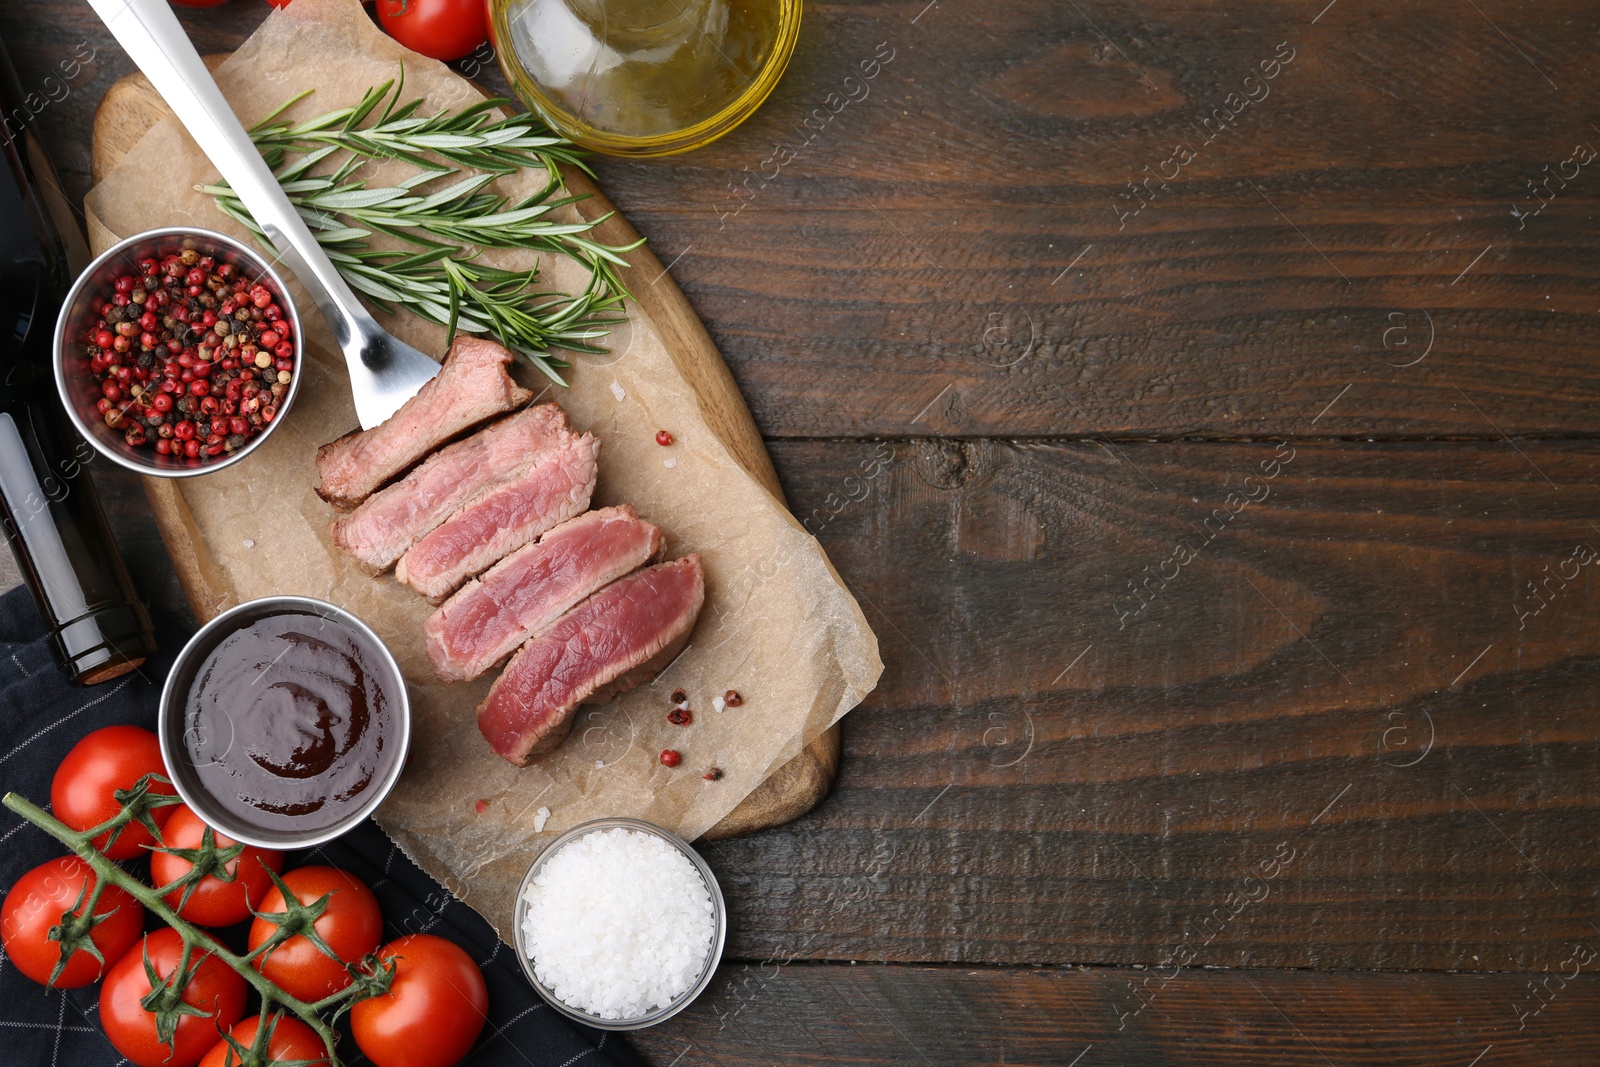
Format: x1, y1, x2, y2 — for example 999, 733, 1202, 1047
533, 806, 551, 833
595, 759, 605, 769
242, 539, 255, 549
520, 827, 714, 1020
609, 380, 626, 402
663, 457, 677, 469
712, 696, 726, 713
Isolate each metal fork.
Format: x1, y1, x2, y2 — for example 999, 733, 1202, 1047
87, 0, 441, 430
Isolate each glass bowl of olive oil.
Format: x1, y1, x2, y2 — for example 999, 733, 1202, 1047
488, 0, 801, 156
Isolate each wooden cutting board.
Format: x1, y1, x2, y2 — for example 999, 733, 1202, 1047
88, 63, 839, 842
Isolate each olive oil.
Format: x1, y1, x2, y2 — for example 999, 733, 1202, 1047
490, 0, 801, 156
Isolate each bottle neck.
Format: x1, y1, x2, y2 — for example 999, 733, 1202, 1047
0, 31, 158, 685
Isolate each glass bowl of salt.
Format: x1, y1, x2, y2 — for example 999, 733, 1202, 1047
514, 817, 727, 1029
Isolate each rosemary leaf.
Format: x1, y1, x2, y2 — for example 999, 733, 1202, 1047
209, 75, 640, 385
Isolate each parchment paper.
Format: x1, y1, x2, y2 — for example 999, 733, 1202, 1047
85, 0, 880, 943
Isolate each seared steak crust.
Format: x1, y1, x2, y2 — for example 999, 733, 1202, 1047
424, 506, 663, 682
330, 404, 574, 573
315, 337, 532, 508
476, 556, 705, 766
395, 431, 600, 601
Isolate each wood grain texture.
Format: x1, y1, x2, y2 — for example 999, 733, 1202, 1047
14, 1, 1600, 438
7, 0, 1600, 1061
632, 963, 1600, 1066
702, 438, 1600, 970
86, 62, 839, 841
586, 0, 1600, 440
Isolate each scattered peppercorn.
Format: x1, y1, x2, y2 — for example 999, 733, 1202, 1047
704, 767, 723, 781
667, 708, 692, 726
670, 688, 687, 704
81, 255, 295, 464
655, 430, 674, 446
474, 799, 488, 814
724, 690, 744, 707
659, 749, 681, 768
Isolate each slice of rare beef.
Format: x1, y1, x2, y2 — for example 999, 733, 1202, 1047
330, 404, 574, 573
315, 337, 532, 508
395, 431, 599, 601
477, 555, 705, 766
425, 506, 663, 682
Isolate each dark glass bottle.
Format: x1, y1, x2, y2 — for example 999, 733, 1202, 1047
0, 38, 156, 684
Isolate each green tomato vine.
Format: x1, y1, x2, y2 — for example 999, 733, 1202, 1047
4, 781, 392, 1067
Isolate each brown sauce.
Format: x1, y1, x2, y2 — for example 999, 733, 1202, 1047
185, 612, 394, 833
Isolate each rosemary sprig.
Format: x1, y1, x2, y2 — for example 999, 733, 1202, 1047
201, 75, 641, 384
249, 75, 594, 180
340, 251, 628, 387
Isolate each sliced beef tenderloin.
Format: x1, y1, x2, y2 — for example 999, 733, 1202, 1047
330, 404, 574, 573
425, 506, 664, 682
477, 555, 705, 766
395, 431, 599, 601
315, 337, 532, 508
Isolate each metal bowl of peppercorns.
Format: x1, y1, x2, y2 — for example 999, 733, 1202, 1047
53, 227, 303, 477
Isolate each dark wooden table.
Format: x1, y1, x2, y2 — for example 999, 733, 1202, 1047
6, 0, 1599, 1062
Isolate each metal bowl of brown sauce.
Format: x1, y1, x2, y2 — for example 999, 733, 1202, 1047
157, 596, 410, 849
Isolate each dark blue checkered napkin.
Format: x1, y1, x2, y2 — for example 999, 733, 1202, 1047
0, 584, 643, 1067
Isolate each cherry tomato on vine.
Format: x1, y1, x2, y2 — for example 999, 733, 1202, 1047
51, 724, 177, 860
0, 855, 144, 988
100, 928, 247, 1067
149, 804, 284, 928
374, 0, 489, 63
248, 866, 382, 1002
199, 1013, 328, 1067
351, 934, 488, 1067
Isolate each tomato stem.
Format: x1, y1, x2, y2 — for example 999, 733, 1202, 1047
3, 791, 361, 1066
79, 866, 109, 913
77, 772, 182, 855
308, 988, 351, 1014
78, 796, 143, 850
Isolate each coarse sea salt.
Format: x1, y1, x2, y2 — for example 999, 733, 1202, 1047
520, 827, 714, 1021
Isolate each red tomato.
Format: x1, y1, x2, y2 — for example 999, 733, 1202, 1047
150, 805, 284, 928
351, 934, 488, 1067
52, 725, 177, 860
0, 855, 144, 988
248, 866, 382, 1002
375, 0, 488, 62
198, 1014, 328, 1067
100, 928, 247, 1067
